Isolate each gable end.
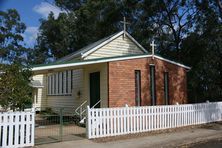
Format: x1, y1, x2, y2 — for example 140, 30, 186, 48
83, 32, 147, 60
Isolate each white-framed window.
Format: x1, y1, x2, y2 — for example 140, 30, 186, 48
47, 70, 73, 95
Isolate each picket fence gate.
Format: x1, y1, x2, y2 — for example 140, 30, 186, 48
0, 109, 35, 148
87, 102, 222, 139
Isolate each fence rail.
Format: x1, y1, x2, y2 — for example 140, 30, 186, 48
0, 109, 35, 148
87, 102, 222, 139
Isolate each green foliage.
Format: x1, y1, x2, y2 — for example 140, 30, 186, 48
181, 0, 222, 102
30, 0, 138, 64
0, 9, 28, 65
134, 0, 197, 61
0, 9, 33, 111
0, 64, 32, 111
32, 0, 222, 102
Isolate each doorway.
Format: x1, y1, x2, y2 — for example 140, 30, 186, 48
89, 72, 100, 108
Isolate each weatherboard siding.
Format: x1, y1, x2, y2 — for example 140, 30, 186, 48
47, 69, 84, 112
85, 35, 144, 60
32, 74, 47, 109
33, 63, 108, 112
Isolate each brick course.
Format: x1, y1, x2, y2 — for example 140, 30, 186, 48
108, 57, 188, 107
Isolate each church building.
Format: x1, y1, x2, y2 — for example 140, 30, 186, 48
31, 30, 190, 111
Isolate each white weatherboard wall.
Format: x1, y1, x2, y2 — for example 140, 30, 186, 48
34, 63, 108, 113
85, 35, 144, 60
32, 74, 47, 110
82, 63, 108, 108
0, 109, 35, 147
47, 63, 108, 111
87, 102, 222, 139
47, 69, 83, 112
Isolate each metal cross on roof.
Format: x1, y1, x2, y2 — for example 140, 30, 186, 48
150, 40, 157, 59
120, 17, 130, 37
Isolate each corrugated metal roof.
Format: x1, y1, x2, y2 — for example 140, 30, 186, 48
33, 53, 147, 68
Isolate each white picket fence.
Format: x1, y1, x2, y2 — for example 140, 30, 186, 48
87, 102, 222, 139
0, 109, 35, 148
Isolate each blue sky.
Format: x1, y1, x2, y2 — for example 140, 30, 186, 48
0, 0, 65, 47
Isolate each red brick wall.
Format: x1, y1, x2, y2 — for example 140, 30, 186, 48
108, 57, 188, 107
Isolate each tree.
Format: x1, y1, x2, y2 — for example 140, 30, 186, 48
0, 64, 32, 111
0, 9, 33, 110
0, 9, 28, 65
135, 0, 222, 102
180, 0, 222, 102
31, 0, 138, 63
134, 0, 197, 61
33, 0, 222, 102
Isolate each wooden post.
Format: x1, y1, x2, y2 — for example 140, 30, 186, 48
86, 106, 91, 139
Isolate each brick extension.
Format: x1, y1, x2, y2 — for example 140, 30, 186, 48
108, 57, 188, 107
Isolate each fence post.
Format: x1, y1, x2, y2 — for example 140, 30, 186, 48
32, 108, 35, 145
125, 104, 129, 134
86, 106, 91, 139
59, 108, 63, 141
206, 100, 210, 122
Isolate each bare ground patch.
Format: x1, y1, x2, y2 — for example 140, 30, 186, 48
92, 121, 222, 143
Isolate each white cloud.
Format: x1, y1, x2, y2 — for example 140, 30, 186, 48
33, 2, 65, 19
22, 26, 39, 47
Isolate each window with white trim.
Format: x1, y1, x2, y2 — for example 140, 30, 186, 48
47, 70, 73, 95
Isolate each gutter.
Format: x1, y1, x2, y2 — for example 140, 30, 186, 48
32, 54, 191, 71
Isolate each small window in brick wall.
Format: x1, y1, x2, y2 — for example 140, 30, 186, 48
164, 72, 169, 105
135, 70, 141, 106
150, 65, 156, 105
47, 70, 72, 96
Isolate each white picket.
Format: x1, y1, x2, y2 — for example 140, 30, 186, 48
2, 114, 7, 147
143, 108, 146, 131
14, 114, 19, 146
26, 113, 31, 144
100, 109, 103, 137
133, 108, 136, 133
110, 109, 113, 136
7, 114, 12, 147
87, 102, 222, 139
31, 112, 35, 145
0, 109, 35, 148
145, 108, 148, 131
119, 109, 122, 134
126, 107, 129, 134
